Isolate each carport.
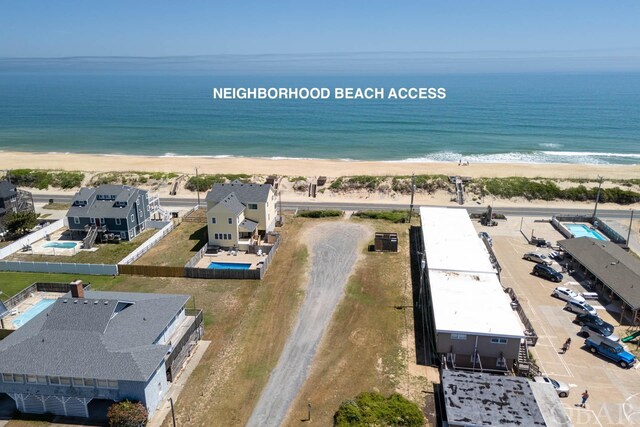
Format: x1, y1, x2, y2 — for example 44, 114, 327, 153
558, 237, 640, 325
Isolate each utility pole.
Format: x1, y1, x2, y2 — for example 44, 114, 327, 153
592, 175, 604, 219
408, 173, 416, 223
627, 209, 634, 244
195, 167, 201, 207
170, 397, 176, 427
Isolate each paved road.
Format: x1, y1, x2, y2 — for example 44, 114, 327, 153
246, 222, 369, 427
34, 193, 633, 219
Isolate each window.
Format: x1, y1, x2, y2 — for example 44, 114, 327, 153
490, 338, 508, 345
496, 356, 507, 369
131, 214, 135, 222
90, 217, 95, 224
211, 217, 216, 224
108, 380, 118, 388
73, 217, 80, 224
26, 375, 37, 384
115, 218, 121, 225
226, 233, 231, 240
100, 218, 106, 225
2, 373, 13, 383
72, 377, 84, 387
451, 334, 467, 340
84, 378, 95, 387
248, 203, 258, 210
59, 377, 71, 385
97, 379, 108, 388
49, 376, 60, 385
13, 374, 24, 383
37, 376, 47, 384
120, 231, 127, 239
228, 217, 233, 224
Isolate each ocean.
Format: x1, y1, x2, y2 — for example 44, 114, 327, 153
0, 72, 639, 164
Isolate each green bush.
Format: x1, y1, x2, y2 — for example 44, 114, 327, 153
298, 210, 343, 218
4, 211, 38, 234
391, 174, 451, 193
288, 176, 307, 182
329, 176, 383, 192
334, 392, 424, 427
185, 174, 251, 192
107, 400, 148, 427
8, 169, 84, 189
353, 210, 413, 223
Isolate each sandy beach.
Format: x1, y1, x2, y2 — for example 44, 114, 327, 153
1, 151, 639, 179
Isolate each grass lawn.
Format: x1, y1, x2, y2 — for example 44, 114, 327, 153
42, 202, 70, 210
6, 229, 156, 264
135, 222, 207, 267
0, 272, 123, 301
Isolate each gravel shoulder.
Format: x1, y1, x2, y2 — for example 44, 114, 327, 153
246, 221, 370, 427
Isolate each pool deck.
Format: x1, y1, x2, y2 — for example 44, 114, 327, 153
1, 291, 64, 330
194, 249, 267, 270
16, 228, 90, 257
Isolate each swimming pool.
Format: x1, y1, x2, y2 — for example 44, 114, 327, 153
12, 299, 56, 328
44, 242, 78, 249
207, 262, 252, 270
564, 224, 606, 241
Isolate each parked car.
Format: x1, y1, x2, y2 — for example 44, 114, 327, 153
584, 335, 636, 368
523, 252, 552, 265
533, 376, 570, 398
575, 313, 600, 324
532, 264, 563, 282
548, 250, 563, 260
565, 300, 597, 316
580, 324, 620, 342
552, 286, 585, 303
478, 231, 492, 246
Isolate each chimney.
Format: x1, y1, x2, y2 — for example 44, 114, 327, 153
70, 280, 84, 299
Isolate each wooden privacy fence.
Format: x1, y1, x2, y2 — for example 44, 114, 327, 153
117, 264, 186, 278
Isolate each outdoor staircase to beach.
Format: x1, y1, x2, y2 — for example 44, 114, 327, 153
83, 225, 98, 250
517, 341, 540, 377
455, 176, 465, 205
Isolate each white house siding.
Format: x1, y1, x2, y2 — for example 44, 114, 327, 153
143, 362, 169, 415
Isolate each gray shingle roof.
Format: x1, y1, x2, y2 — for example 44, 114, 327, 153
67, 185, 147, 219
558, 237, 640, 310
0, 181, 16, 200
205, 181, 273, 204
215, 193, 246, 216
442, 371, 546, 426
239, 218, 259, 232
0, 291, 189, 382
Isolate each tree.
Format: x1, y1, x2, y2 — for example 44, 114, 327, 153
107, 401, 148, 427
4, 211, 38, 235
334, 391, 425, 426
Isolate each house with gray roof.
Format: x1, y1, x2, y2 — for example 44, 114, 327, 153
0, 283, 203, 419
558, 237, 640, 324
0, 180, 34, 233
66, 185, 152, 243
205, 181, 277, 249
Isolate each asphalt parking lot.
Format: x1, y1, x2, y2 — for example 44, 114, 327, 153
475, 217, 640, 427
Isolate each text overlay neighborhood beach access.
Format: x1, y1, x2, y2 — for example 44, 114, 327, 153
212, 87, 446, 100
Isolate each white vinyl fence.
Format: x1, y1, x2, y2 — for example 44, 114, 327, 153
0, 219, 66, 260
0, 261, 117, 275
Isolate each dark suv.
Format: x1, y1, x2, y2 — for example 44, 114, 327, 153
532, 264, 563, 282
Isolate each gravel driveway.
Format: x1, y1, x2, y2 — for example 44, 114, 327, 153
246, 221, 369, 427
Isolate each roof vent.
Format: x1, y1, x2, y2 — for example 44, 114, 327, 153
73, 300, 78, 304
94, 301, 99, 305
83, 300, 88, 304
63, 300, 68, 303
104, 301, 109, 305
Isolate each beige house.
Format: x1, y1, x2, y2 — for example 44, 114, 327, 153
205, 181, 277, 249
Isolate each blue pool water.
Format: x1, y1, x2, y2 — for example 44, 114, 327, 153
207, 262, 252, 270
565, 224, 606, 240
12, 299, 56, 328
44, 242, 78, 249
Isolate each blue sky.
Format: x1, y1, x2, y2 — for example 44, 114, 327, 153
1, 0, 639, 57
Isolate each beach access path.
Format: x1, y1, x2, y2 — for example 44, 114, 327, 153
246, 221, 369, 427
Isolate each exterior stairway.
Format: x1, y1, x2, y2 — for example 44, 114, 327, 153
83, 225, 98, 249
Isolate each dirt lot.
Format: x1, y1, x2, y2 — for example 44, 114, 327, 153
477, 217, 640, 426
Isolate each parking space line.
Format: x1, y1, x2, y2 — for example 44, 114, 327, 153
564, 406, 604, 427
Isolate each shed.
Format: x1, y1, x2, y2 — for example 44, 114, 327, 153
374, 232, 398, 252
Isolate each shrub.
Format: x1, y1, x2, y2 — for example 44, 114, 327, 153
288, 176, 307, 182
353, 210, 413, 223
107, 400, 148, 427
53, 171, 84, 189
185, 174, 251, 192
334, 392, 424, 427
8, 169, 84, 189
298, 210, 343, 218
329, 176, 383, 192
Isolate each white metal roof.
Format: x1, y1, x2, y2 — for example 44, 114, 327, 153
429, 270, 525, 338
419, 207, 496, 274
419, 206, 524, 338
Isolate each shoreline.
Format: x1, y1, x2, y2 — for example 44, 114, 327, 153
2, 151, 640, 179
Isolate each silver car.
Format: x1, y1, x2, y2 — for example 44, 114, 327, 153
552, 286, 585, 303
580, 324, 620, 342
523, 252, 552, 265
534, 376, 570, 397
